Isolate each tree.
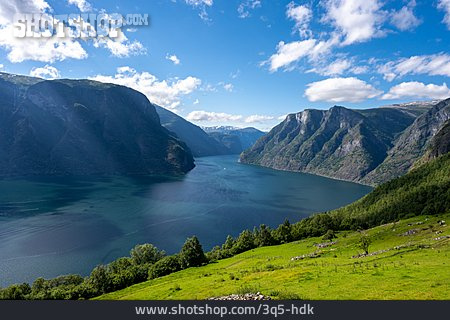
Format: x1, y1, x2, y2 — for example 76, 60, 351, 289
322, 229, 336, 241
358, 231, 371, 254
231, 229, 255, 254
273, 219, 293, 244
87, 265, 112, 295
255, 224, 275, 247
148, 255, 182, 279
0, 283, 30, 300
222, 235, 235, 251
179, 236, 207, 269
130, 244, 165, 265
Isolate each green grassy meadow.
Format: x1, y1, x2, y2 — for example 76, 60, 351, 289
97, 213, 450, 300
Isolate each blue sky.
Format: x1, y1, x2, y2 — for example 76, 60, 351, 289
0, 0, 450, 130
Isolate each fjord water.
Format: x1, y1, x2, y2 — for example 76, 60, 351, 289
0, 155, 371, 287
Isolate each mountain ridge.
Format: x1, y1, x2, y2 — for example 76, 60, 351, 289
241, 99, 449, 185
0, 72, 195, 176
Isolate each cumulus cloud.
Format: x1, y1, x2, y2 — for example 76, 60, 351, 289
286, 1, 312, 37
0, 0, 50, 25
166, 54, 181, 65
438, 0, 450, 29
244, 114, 274, 123
90, 67, 201, 110
186, 111, 242, 122
0, 0, 89, 63
390, 1, 421, 31
381, 82, 450, 100
93, 32, 146, 58
0, 25, 88, 63
379, 53, 450, 81
266, 37, 338, 72
29, 65, 60, 79
305, 77, 382, 103
238, 0, 261, 19
322, 0, 386, 45
67, 0, 92, 12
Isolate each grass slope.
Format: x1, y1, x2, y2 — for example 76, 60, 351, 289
98, 213, 450, 300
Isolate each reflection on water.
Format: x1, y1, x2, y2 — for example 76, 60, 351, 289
0, 155, 372, 286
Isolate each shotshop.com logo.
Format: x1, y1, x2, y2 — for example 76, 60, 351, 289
12, 13, 149, 38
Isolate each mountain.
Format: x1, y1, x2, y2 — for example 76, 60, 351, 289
203, 126, 266, 154
0, 72, 195, 176
155, 106, 229, 157
426, 119, 450, 159
240, 101, 448, 185
361, 99, 450, 184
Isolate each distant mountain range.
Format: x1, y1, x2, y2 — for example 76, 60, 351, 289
203, 126, 266, 154
154, 106, 265, 156
241, 99, 450, 185
155, 106, 230, 157
0, 72, 195, 176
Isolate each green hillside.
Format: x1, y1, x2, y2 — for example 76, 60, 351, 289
97, 154, 450, 300
97, 213, 450, 300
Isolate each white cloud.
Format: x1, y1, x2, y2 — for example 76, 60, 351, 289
193, 99, 200, 105
286, 1, 312, 37
322, 0, 385, 46
223, 83, 233, 92
305, 77, 382, 103
318, 58, 352, 76
185, 0, 213, 6
245, 114, 274, 123
266, 37, 338, 72
438, 0, 450, 29
350, 65, 368, 74
166, 54, 181, 65
0, 64, 4, 69
238, 0, 261, 19
379, 53, 450, 81
185, 0, 213, 21
186, 111, 242, 122
390, 1, 421, 31
67, 0, 92, 12
29, 65, 60, 79
93, 33, 146, 58
0, 25, 88, 63
0, 1, 89, 63
0, 0, 50, 25
382, 82, 450, 100
90, 67, 201, 110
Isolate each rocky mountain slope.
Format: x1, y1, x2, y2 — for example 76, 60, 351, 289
361, 99, 450, 184
241, 100, 449, 185
204, 126, 265, 154
155, 106, 229, 157
0, 72, 195, 176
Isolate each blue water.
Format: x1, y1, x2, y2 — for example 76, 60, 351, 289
0, 155, 371, 287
